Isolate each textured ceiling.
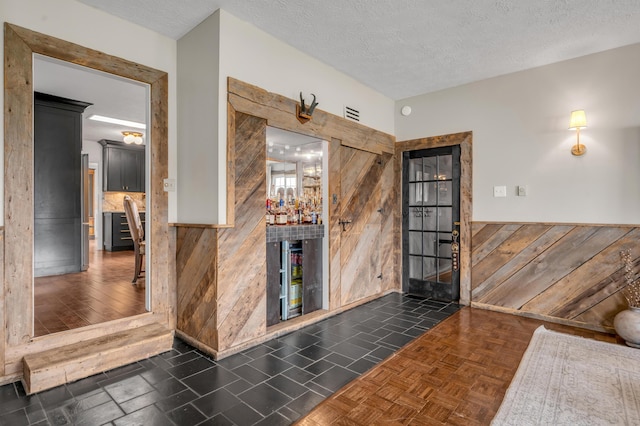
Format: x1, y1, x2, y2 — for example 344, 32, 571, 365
78, 0, 640, 99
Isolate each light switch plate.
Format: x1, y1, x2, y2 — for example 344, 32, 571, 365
163, 178, 176, 192
493, 185, 507, 197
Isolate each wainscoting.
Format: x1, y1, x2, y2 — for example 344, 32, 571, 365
471, 222, 639, 331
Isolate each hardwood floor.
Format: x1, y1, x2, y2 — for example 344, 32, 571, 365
297, 306, 620, 425
33, 241, 146, 337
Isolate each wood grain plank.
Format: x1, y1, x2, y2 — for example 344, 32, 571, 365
473, 225, 574, 301
228, 78, 395, 155
4, 23, 34, 347
471, 224, 522, 266
472, 224, 551, 289
485, 227, 629, 309
329, 138, 342, 310
526, 228, 640, 316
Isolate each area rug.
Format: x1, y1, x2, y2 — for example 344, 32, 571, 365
492, 326, 640, 425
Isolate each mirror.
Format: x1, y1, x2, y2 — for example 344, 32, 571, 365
32, 55, 149, 336
266, 127, 324, 225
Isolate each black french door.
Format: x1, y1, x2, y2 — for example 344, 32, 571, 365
402, 146, 461, 301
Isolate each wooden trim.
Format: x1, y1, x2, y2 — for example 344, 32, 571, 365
3, 23, 173, 382
170, 223, 233, 229
470, 301, 614, 334
475, 220, 640, 228
226, 102, 237, 226
395, 132, 473, 305
227, 77, 395, 156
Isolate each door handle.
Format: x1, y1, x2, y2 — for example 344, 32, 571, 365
338, 219, 352, 231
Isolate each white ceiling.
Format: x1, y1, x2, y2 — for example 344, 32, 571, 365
37, 1, 640, 143
34, 55, 148, 143
77, 0, 640, 100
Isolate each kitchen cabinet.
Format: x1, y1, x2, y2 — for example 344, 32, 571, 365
100, 140, 145, 192
103, 211, 145, 251
34, 92, 92, 277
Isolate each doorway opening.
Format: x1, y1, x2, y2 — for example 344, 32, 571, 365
32, 55, 150, 336
402, 146, 461, 301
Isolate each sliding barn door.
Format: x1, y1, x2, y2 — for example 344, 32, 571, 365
340, 145, 384, 305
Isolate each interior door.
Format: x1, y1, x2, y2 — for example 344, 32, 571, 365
340, 145, 382, 305
402, 146, 461, 301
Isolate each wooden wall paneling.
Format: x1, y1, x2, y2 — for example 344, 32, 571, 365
473, 225, 574, 300
149, 73, 173, 322
329, 138, 342, 310
458, 138, 473, 305
472, 224, 552, 288
4, 24, 34, 347
471, 224, 523, 266
227, 78, 395, 155
379, 152, 398, 292
226, 102, 237, 226
340, 146, 382, 305
4, 23, 172, 384
216, 113, 267, 351
471, 222, 640, 331
0, 230, 4, 376
482, 226, 629, 309
176, 227, 219, 348
523, 228, 640, 316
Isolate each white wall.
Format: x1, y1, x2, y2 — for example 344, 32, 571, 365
175, 9, 395, 224
1, 0, 178, 224
177, 11, 221, 224
395, 43, 640, 225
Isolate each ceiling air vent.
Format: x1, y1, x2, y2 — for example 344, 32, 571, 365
344, 105, 360, 122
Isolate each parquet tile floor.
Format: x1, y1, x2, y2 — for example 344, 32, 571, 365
297, 307, 620, 425
33, 241, 146, 336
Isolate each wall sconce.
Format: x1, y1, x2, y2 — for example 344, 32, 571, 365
568, 110, 587, 156
122, 131, 144, 145
297, 92, 318, 124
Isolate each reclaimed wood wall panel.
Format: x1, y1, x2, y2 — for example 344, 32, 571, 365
329, 138, 342, 310
216, 113, 267, 351
340, 146, 382, 305
4, 24, 34, 346
0, 229, 4, 376
472, 222, 640, 330
379, 152, 398, 293
228, 78, 395, 155
176, 227, 218, 348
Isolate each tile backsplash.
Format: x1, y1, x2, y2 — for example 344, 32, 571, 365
103, 192, 145, 212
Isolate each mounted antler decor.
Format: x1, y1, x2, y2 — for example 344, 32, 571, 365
297, 92, 319, 124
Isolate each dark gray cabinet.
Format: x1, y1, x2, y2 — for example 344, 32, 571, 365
34, 92, 92, 277
100, 140, 145, 192
103, 211, 145, 251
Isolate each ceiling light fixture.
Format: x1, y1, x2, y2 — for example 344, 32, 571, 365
568, 110, 587, 156
122, 131, 144, 145
89, 114, 146, 129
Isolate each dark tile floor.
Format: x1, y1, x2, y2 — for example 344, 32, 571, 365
0, 293, 460, 426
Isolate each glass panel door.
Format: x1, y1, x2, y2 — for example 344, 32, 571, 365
402, 146, 460, 301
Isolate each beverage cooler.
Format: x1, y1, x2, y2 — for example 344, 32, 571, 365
266, 227, 324, 327
281, 240, 303, 320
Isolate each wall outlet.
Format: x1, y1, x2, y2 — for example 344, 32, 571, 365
517, 185, 527, 196
493, 185, 507, 197
163, 178, 176, 192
